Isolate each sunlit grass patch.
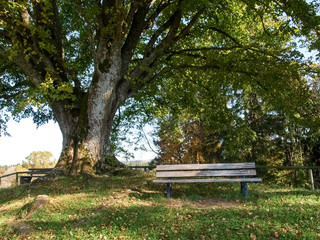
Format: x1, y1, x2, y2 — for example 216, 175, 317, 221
0, 172, 320, 239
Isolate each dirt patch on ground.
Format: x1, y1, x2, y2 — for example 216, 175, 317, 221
105, 189, 243, 209
191, 199, 242, 208
163, 198, 242, 209
12, 220, 35, 235
0, 167, 17, 188
10, 195, 51, 236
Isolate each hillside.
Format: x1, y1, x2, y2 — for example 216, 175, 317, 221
0, 167, 17, 188
1, 170, 320, 239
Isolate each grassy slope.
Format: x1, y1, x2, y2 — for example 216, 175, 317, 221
0, 170, 319, 240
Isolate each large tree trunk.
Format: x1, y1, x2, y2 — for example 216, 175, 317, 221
53, 48, 130, 176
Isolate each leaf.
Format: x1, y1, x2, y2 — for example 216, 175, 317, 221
250, 233, 257, 240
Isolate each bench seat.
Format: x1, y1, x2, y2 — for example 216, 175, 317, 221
19, 168, 52, 184
153, 162, 261, 198
153, 178, 262, 183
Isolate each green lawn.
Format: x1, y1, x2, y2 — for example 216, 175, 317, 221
1, 170, 319, 239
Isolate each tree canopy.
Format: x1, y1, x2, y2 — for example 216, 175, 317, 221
21, 150, 57, 168
0, 0, 319, 175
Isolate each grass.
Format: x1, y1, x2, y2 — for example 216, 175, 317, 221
0, 170, 320, 239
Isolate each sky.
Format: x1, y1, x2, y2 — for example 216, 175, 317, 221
0, 119, 62, 166
0, 118, 157, 166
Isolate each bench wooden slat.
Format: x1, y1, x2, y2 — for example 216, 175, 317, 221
26, 172, 49, 175
21, 175, 46, 178
153, 162, 261, 198
156, 169, 257, 178
19, 168, 51, 184
153, 178, 262, 183
28, 168, 53, 171
156, 162, 256, 171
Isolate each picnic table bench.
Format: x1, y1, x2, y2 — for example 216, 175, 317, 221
20, 168, 53, 184
153, 162, 261, 198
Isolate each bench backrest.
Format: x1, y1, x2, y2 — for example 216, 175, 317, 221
156, 162, 257, 178
28, 168, 53, 175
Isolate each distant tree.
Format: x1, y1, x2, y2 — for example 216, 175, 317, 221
22, 151, 56, 169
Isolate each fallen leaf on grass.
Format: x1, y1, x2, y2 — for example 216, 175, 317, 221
250, 233, 257, 240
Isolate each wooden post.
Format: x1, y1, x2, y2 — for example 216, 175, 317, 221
309, 169, 315, 191
16, 172, 19, 185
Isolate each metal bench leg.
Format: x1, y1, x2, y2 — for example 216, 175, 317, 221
240, 182, 248, 198
166, 183, 172, 199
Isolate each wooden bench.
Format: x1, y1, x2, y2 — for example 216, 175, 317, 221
153, 162, 262, 198
20, 168, 53, 184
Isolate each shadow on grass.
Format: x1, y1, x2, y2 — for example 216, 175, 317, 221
20, 200, 320, 240
0, 184, 30, 205
0, 172, 155, 205
2, 174, 320, 239
28, 205, 245, 239
1, 173, 318, 207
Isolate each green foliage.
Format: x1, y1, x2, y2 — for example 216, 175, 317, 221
22, 151, 56, 169
0, 0, 320, 172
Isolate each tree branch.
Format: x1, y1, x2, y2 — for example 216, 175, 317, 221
167, 46, 242, 57
0, 48, 8, 58
0, 29, 10, 40
11, 50, 43, 86
123, 1, 139, 36
20, 5, 30, 26
210, 27, 242, 46
129, 6, 182, 81
145, 9, 181, 56
74, 0, 96, 57
121, 2, 149, 73
144, 0, 170, 32
177, 9, 204, 40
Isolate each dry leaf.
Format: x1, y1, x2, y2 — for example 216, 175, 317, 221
250, 233, 257, 240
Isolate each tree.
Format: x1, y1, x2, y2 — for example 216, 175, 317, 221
22, 151, 57, 169
0, 0, 319, 176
